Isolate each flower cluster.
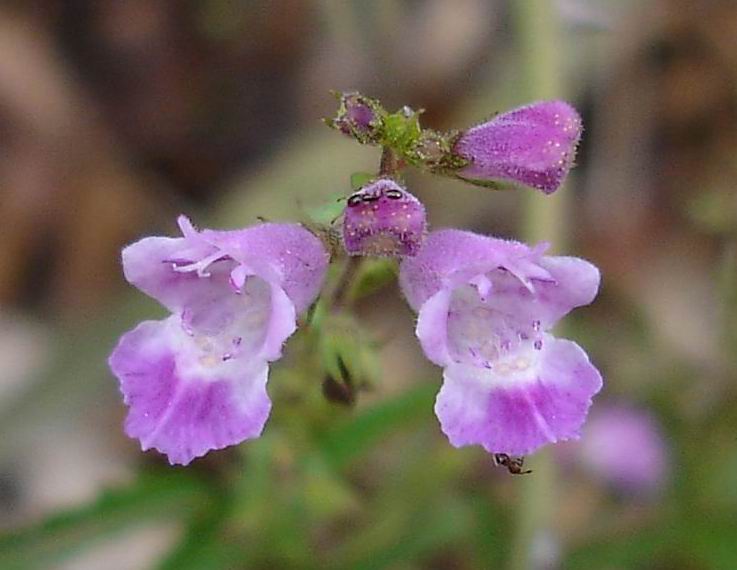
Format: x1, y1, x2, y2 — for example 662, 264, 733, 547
109, 97, 600, 466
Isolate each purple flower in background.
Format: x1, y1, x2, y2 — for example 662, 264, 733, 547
579, 404, 668, 494
108, 216, 329, 465
454, 100, 582, 194
343, 178, 427, 257
400, 229, 602, 456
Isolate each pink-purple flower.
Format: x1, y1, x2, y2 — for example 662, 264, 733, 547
454, 100, 582, 194
578, 404, 668, 494
400, 229, 602, 456
108, 216, 328, 465
343, 178, 427, 257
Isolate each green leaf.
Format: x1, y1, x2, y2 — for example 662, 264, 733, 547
156, 481, 237, 570
347, 258, 398, 302
0, 472, 211, 570
329, 498, 473, 570
319, 382, 436, 470
302, 192, 347, 226
350, 171, 375, 190
318, 313, 381, 404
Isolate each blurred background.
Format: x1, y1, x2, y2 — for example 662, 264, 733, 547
1, 1, 736, 568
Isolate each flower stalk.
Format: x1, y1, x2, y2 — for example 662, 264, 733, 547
510, 1, 569, 570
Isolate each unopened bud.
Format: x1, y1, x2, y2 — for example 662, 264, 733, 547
342, 179, 426, 257
327, 92, 383, 144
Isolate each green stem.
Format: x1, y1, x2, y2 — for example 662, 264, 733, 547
517, 1, 570, 249
509, 2, 568, 570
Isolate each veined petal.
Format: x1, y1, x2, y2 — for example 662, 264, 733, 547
122, 235, 225, 313
259, 284, 297, 361
201, 223, 329, 314
400, 230, 600, 329
122, 218, 329, 315
109, 317, 271, 465
416, 288, 453, 367
536, 256, 600, 315
434, 336, 602, 456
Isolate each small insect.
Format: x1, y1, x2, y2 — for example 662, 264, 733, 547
384, 188, 404, 200
360, 191, 380, 202
492, 453, 532, 475
347, 194, 363, 207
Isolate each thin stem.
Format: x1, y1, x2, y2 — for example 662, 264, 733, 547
331, 255, 362, 310
509, 2, 567, 570
517, 2, 570, 250
379, 146, 402, 177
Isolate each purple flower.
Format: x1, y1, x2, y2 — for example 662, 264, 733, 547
343, 178, 427, 257
108, 216, 329, 465
578, 404, 668, 494
454, 100, 582, 194
399, 229, 602, 456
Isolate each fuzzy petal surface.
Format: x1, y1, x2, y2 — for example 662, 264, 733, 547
402, 229, 602, 456
435, 336, 602, 455
109, 317, 272, 465
110, 217, 329, 464
342, 179, 427, 257
400, 229, 599, 325
123, 217, 329, 314
455, 100, 582, 194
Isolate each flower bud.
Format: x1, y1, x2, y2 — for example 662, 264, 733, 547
453, 100, 582, 194
342, 179, 426, 257
327, 92, 383, 145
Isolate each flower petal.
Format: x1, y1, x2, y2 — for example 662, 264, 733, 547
122, 220, 329, 315
109, 317, 272, 465
434, 336, 602, 456
259, 284, 297, 361
122, 235, 225, 313
400, 230, 600, 328
202, 223, 329, 313
416, 288, 453, 367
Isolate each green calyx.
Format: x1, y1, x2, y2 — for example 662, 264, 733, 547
326, 91, 469, 178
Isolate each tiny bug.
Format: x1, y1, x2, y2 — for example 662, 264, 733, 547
493, 453, 532, 475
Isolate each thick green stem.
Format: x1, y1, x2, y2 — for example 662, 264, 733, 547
509, 2, 568, 570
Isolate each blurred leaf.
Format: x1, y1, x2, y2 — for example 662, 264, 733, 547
319, 382, 436, 470
302, 192, 347, 226
683, 514, 737, 570
0, 472, 211, 570
156, 476, 237, 570
301, 455, 358, 519
330, 498, 473, 570
318, 312, 382, 403
566, 524, 673, 570
218, 130, 374, 226
347, 258, 398, 302
350, 171, 375, 190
